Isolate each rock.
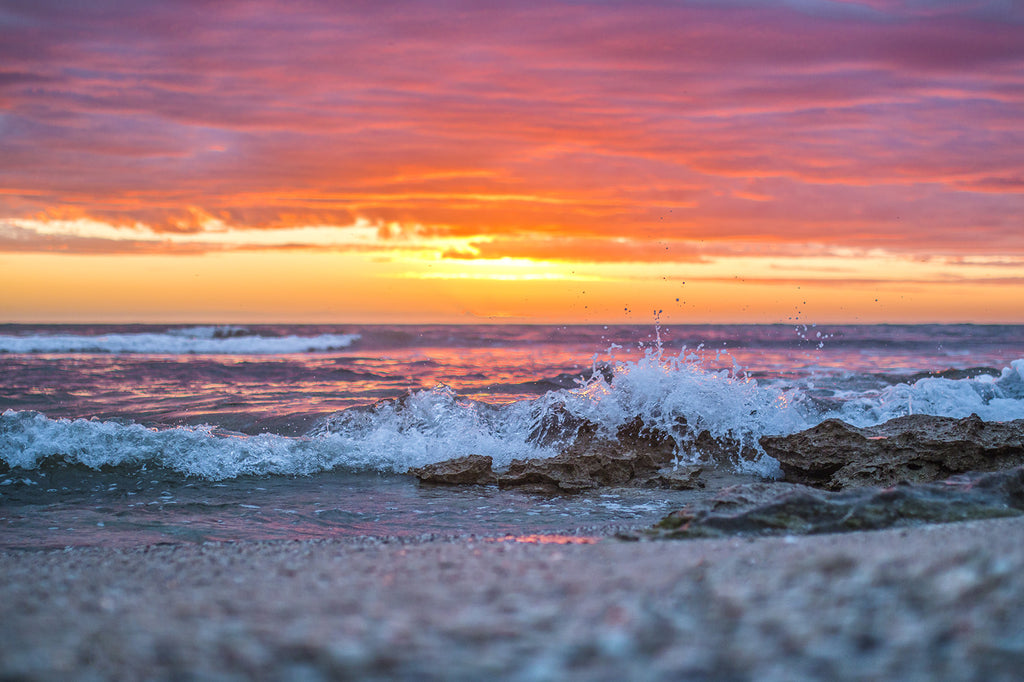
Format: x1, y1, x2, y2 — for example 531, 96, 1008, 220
408, 455, 497, 485
761, 414, 1024, 490
642, 465, 705, 490
409, 417, 716, 493
498, 417, 681, 492
641, 467, 1024, 540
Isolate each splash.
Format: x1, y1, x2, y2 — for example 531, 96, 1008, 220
556, 344, 810, 475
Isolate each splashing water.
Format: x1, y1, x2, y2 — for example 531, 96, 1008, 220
3, 325, 1024, 482
554, 345, 809, 475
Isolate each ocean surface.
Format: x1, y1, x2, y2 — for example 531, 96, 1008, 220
3, 323, 1024, 550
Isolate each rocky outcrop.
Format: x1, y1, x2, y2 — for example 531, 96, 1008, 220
411, 413, 1024, 495
639, 466, 1024, 540
761, 414, 1024, 490
408, 417, 708, 492
408, 455, 497, 485
498, 417, 679, 492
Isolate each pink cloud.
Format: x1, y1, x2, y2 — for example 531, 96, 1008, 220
0, 0, 1020, 260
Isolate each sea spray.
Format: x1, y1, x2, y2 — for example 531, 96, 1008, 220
556, 345, 810, 476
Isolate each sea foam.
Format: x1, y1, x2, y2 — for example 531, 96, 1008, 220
835, 359, 1024, 425
0, 326, 360, 354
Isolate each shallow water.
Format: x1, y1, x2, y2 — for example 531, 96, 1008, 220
0, 466, 752, 550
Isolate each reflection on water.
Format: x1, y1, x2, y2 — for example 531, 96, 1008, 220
486, 534, 602, 545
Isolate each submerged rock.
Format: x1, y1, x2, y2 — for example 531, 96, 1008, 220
761, 414, 1024, 490
408, 455, 497, 485
639, 467, 1024, 540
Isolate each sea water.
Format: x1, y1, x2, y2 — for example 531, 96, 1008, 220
2, 323, 1023, 549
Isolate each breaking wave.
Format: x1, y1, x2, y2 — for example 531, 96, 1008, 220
834, 359, 1024, 425
0, 326, 360, 354
3, 349, 1024, 481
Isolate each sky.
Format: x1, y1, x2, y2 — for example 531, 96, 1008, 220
1, 0, 1022, 324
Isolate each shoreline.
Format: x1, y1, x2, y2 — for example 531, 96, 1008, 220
3, 517, 1024, 679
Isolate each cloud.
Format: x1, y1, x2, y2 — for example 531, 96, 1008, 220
0, 222, 440, 256
0, 0, 1021, 261
443, 235, 709, 264
0, 223, 210, 255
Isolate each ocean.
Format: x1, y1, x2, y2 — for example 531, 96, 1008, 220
2, 323, 1024, 550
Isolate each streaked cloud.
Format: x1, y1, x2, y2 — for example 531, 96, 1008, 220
0, 0, 1021, 297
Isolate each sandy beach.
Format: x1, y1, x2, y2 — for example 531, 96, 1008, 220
3, 517, 1024, 680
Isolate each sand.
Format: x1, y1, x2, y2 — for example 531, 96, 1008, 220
2, 518, 1024, 680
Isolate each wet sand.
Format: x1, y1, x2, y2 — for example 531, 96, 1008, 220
2, 518, 1024, 680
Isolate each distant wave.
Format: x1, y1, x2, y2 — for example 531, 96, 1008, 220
0, 326, 360, 354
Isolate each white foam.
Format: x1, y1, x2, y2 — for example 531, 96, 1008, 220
1, 410, 324, 478
834, 358, 1024, 425
0, 396, 560, 480
0, 326, 359, 354
312, 385, 560, 471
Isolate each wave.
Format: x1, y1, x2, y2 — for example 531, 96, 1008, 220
3, 352, 1024, 481
0, 348, 811, 480
0, 326, 360, 354
833, 359, 1024, 425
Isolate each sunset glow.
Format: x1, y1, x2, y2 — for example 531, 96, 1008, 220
1, 1, 1022, 323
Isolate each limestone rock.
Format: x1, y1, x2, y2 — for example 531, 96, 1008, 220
642, 467, 1024, 540
409, 417, 720, 492
760, 414, 1024, 490
409, 454, 497, 485
498, 417, 680, 492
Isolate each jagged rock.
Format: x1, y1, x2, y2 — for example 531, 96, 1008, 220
408, 417, 720, 492
639, 467, 1024, 540
760, 414, 1024, 490
409, 455, 497, 485
498, 417, 681, 492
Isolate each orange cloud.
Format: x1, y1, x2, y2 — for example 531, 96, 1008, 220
0, 1, 1021, 322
